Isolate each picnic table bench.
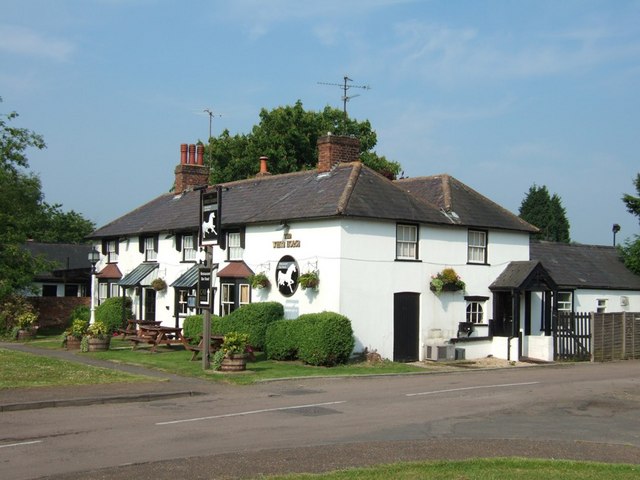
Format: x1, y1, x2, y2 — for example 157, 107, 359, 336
184, 334, 225, 361
118, 319, 161, 339
129, 325, 189, 353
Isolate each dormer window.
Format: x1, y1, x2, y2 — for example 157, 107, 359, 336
107, 240, 118, 263
139, 235, 158, 262
182, 234, 196, 262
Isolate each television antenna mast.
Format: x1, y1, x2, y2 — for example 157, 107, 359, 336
318, 75, 370, 120
203, 108, 222, 140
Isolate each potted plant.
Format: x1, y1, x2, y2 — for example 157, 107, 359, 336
298, 270, 319, 290
81, 321, 111, 352
63, 319, 88, 350
151, 278, 167, 292
248, 272, 270, 289
15, 310, 38, 341
430, 267, 465, 295
219, 331, 250, 371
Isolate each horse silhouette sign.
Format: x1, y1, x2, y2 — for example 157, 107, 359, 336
200, 187, 221, 246
276, 255, 299, 297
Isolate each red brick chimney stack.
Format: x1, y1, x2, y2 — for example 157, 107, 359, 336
174, 143, 210, 194
317, 134, 360, 173
256, 156, 271, 177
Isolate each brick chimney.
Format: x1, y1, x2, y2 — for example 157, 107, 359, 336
256, 156, 271, 177
317, 134, 360, 173
174, 143, 210, 194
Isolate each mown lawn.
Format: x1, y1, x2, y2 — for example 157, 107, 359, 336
265, 458, 639, 480
21, 335, 433, 385
0, 347, 154, 389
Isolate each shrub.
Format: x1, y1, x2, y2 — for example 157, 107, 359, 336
265, 319, 302, 360
0, 295, 36, 335
68, 305, 90, 324
94, 297, 132, 334
223, 302, 284, 350
182, 314, 221, 343
297, 312, 355, 366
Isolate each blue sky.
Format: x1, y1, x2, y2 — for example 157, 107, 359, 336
2, 0, 639, 246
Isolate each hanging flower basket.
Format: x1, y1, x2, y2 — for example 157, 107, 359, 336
298, 271, 319, 290
430, 268, 465, 295
248, 272, 270, 289
151, 278, 167, 291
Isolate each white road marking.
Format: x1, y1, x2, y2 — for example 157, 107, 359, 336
406, 381, 540, 397
0, 440, 43, 449
155, 400, 347, 426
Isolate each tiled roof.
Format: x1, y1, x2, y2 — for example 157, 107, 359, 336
23, 242, 93, 272
217, 261, 254, 278
530, 241, 640, 290
97, 263, 122, 279
490, 260, 557, 291
88, 164, 536, 240
396, 174, 538, 233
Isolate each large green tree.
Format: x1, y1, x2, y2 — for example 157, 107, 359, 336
619, 173, 640, 274
519, 184, 571, 243
0, 99, 95, 299
205, 101, 401, 183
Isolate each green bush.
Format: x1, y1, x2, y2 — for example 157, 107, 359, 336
68, 305, 90, 324
265, 319, 302, 360
94, 297, 132, 334
223, 302, 284, 350
0, 295, 36, 335
182, 314, 221, 344
297, 312, 355, 366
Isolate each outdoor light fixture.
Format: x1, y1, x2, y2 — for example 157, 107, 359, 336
88, 246, 101, 323
612, 224, 621, 246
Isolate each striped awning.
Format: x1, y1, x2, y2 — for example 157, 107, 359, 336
171, 264, 201, 288
118, 263, 158, 287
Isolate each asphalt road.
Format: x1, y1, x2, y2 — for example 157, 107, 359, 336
2, 361, 640, 479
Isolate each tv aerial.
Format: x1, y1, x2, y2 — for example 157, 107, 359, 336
203, 108, 222, 140
318, 75, 371, 120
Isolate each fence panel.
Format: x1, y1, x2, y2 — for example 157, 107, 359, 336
592, 312, 640, 362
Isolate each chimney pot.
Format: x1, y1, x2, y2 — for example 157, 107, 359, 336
196, 145, 204, 165
188, 144, 196, 164
259, 156, 269, 174
180, 144, 188, 165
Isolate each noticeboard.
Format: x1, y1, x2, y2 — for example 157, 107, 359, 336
197, 268, 211, 309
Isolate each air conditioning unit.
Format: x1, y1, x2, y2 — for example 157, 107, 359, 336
425, 344, 455, 361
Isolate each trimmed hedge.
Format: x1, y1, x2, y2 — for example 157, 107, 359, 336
297, 312, 355, 366
224, 302, 284, 350
265, 311, 355, 366
265, 320, 300, 361
95, 297, 132, 334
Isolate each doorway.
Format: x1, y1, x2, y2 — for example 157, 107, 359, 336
144, 288, 156, 321
393, 292, 420, 362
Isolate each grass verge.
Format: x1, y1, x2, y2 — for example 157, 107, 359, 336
0, 347, 156, 389
265, 458, 639, 479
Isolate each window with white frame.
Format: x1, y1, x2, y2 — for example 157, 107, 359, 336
396, 224, 418, 260
557, 292, 572, 312
468, 230, 487, 264
144, 236, 157, 261
177, 288, 196, 316
182, 235, 196, 262
228, 232, 243, 261
239, 284, 250, 307
107, 240, 118, 263
597, 299, 607, 313
466, 302, 484, 324
221, 283, 235, 316
98, 283, 108, 305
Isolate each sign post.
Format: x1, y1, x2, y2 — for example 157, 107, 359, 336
198, 186, 222, 370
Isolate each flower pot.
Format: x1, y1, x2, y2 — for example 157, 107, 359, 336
66, 336, 81, 350
220, 353, 247, 372
87, 336, 111, 352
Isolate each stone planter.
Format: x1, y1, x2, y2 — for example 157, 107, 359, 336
17, 328, 37, 341
86, 336, 111, 352
220, 353, 247, 372
66, 335, 82, 350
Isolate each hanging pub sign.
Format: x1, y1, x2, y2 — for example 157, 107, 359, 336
200, 186, 222, 247
276, 255, 299, 297
197, 267, 212, 309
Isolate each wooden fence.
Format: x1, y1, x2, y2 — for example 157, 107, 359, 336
555, 311, 640, 362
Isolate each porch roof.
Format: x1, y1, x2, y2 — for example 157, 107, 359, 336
217, 261, 254, 278
490, 261, 558, 292
171, 264, 201, 288
118, 262, 158, 287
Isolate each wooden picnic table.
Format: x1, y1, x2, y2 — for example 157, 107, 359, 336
118, 319, 161, 339
185, 334, 225, 361
129, 325, 188, 353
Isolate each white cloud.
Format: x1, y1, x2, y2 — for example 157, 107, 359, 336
0, 24, 75, 62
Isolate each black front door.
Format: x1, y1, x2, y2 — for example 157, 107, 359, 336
493, 292, 513, 336
393, 292, 420, 362
144, 288, 156, 321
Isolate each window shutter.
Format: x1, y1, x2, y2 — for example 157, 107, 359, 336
138, 236, 144, 254
101, 240, 107, 255
114, 240, 119, 254
153, 235, 159, 252
175, 233, 182, 252
239, 227, 246, 249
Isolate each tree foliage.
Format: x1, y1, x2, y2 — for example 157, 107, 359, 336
205, 101, 401, 183
519, 184, 571, 243
619, 172, 640, 274
0, 98, 95, 300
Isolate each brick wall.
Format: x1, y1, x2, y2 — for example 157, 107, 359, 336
28, 297, 90, 330
317, 135, 361, 173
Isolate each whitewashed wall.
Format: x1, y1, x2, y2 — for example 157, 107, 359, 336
574, 289, 640, 313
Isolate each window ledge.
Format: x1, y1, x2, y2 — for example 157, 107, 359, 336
394, 258, 422, 263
